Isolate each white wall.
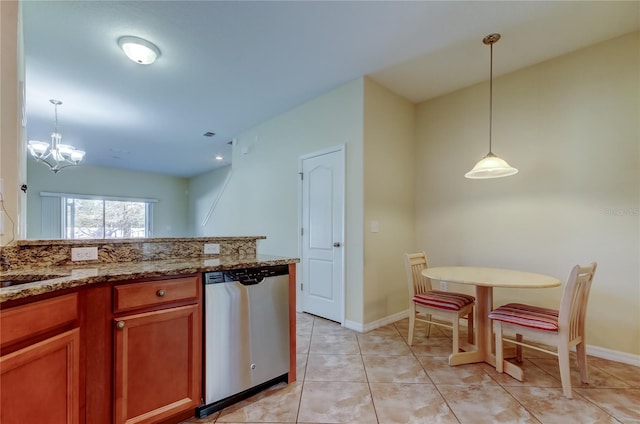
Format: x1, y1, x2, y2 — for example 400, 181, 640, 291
188, 165, 231, 236
195, 78, 366, 323
27, 162, 190, 238
362, 77, 416, 324
415, 32, 639, 356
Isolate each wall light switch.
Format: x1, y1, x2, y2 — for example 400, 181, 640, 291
371, 220, 379, 233
71, 247, 98, 261
204, 243, 220, 254
439, 281, 447, 291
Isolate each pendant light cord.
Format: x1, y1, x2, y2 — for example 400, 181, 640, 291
489, 40, 493, 154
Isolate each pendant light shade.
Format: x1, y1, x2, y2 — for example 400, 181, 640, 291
465, 152, 518, 179
465, 33, 518, 180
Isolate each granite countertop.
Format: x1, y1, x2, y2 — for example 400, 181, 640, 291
0, 254, 299, 303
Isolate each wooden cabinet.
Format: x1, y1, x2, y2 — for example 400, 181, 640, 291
112, 276, 201, 424
0, 264, 293, 424
0, 293, 81, 424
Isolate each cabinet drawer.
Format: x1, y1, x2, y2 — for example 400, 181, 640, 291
113, 277, 198, 313
1, 293, 79, 347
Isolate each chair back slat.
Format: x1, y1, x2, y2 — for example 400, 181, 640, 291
558, 262, 597, 341
404, 252, 433, 297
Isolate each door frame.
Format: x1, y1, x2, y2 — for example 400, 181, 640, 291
297, 144, 346, 324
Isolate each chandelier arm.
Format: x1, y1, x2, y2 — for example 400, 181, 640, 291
34, 156, 56, 170
49, 163, 78, 174
31, 151, 51, 161
34, 151, 77, 170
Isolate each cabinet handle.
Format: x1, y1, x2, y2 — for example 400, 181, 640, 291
116, 321, 126, 329
156, 289, 166, 297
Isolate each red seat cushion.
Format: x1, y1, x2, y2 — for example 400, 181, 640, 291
489, 303, 559, 332
412, 291, 475, 311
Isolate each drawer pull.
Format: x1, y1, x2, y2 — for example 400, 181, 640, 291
116, 321, 126, 329
156, 289, 166, 297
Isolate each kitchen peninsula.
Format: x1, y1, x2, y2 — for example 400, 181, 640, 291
0, 237, 299, 424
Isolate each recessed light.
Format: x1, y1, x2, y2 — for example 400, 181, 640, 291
203, 132, 215, 137
215, 155, 223, 161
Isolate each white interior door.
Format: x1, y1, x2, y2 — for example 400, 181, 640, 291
300, 146, 345, 323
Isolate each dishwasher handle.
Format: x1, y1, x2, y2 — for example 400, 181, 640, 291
239, 277, 265, 286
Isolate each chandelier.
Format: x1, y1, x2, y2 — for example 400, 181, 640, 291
28, 99, 85, 174
465, 33, 518, 179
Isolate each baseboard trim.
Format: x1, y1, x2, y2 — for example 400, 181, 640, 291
344, 310, 409, 333
342, 320, 363, 332
346, 309, 639, 366
584, 344, 640, 367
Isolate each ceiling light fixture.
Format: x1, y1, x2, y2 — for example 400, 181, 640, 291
215, 155, 223, 161
118, 36, 160, 65
28, 99, 85, 174
465, 33, 518, 180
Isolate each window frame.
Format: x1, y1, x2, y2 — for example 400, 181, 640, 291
40, 192, 157, 239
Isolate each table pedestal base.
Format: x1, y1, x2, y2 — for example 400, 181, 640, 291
446, 286, 525, 381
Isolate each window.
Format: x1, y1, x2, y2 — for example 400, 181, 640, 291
41, 193, 155, 239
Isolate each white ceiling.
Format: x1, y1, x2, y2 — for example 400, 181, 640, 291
22, 1, 639, 178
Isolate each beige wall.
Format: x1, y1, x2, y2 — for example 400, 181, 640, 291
0, 0, 26, 245
415, 32, 639, 356
196, 79, 366, 323
27, 162, 190, 238
362, 77, 416, 324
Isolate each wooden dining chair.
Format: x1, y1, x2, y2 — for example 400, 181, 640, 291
489, 262, 597, 399
403, 252, 475, 357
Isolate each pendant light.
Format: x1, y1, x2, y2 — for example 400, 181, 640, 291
465, 33, 518, 179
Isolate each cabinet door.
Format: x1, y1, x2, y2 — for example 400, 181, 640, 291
1, 328, 80, 424
113, 304, 201, 424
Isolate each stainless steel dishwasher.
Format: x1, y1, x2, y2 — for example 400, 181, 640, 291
196, 264, 290, 418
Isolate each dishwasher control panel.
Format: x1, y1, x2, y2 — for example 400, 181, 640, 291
205, 264, 289, 285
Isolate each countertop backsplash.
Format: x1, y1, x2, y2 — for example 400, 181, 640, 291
0, 236, 264, 271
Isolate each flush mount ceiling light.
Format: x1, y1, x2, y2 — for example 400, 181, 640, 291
118, 36, 160, 65
28, 99, 85, 174
465, 33, 518, 180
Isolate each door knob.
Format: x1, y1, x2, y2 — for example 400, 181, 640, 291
333, 242, 341, 247
116, 321, 126, 329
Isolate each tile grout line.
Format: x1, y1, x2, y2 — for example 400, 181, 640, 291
398, 320, 463, 424
294, 315, 313, 424
356, 326, 381, 424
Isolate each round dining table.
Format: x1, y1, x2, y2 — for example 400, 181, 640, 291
421, 266, 561, 380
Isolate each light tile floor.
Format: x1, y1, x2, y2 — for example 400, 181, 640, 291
183, 313, 640, 424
